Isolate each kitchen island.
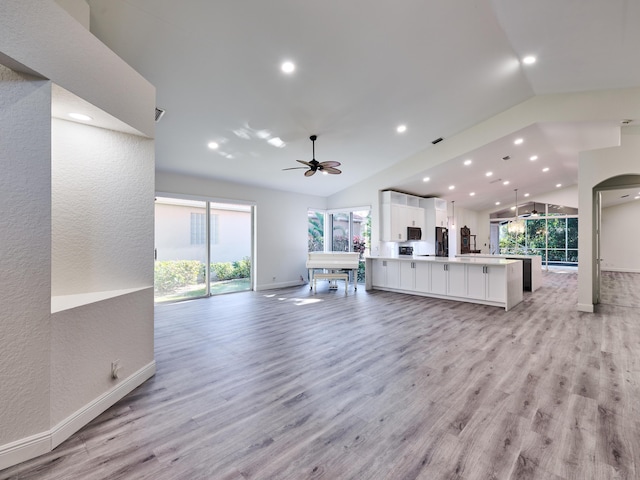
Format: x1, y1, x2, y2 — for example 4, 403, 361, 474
456, 253, 542, 292
365, 255, 523, 311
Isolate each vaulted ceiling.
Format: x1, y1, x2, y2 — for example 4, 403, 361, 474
83, 0, 640, 210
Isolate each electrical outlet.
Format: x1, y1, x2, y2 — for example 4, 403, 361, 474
111, 360, 120, 379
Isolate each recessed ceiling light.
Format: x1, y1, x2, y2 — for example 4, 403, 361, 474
281, 61, 295, 73
522, 56, 537, 65
542, 167, 550, 172
556, 183, 562, 188
486, 171, 493, 177
207, 142, 219, 150
524, 193, 530, 197
514, 138, 524, 145
448, 185, 455, 190
495, 201, 501, 205
511, 206, 516, 211
529, 155, 538, 161
503, 180, 510, 185
396, 124, 407, 133
635, 196, 640, 200
463, 159, 472, 166
423, 176, 430, 182
69, 112, 92, 121
469, 192, 475, 196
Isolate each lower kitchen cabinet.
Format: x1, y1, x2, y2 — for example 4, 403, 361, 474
365, 257, 522, 311
371, 259, 400, 288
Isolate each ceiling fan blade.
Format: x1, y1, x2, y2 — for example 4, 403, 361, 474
296, 159, 313, 167
282, 167, 308, 170
319, 161, 341, 168
304, 169, 316, 177
322, 166, 342, 174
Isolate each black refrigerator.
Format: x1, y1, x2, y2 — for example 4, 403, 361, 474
435, 227, 448, 256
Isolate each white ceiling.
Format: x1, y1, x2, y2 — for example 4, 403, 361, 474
79, 0, 640, 210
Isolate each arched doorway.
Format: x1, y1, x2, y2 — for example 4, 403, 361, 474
594, 174, 640, 308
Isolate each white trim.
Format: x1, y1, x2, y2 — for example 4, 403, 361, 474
0, 361, 156, 471
256, 280, 306, 291
577, 303, 595, 313
601, 268, 640, 274
51, 361, 156, 448
0, 431, 50, 471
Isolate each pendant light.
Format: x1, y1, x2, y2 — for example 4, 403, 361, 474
531, 202, 538, 216
507, 189, 525, 234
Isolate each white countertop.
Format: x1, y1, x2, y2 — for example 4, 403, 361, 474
457, 253, 541, 260
366, 255, 519, 266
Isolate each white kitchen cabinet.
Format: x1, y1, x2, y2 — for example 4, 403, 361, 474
371, 259, 400, 288
447, 263, 466, 297
365, 256, 523, 311
380, 191, 425, 242
465, 264, 507, 303
414, 261, 430, 293
399, 261, 416, 290
485, 265, 506, 303
430, 262, 448, 295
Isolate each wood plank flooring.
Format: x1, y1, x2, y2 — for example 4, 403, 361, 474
2, 270, 640, 479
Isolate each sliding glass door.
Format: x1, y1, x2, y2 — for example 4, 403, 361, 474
154, 196, 253, 303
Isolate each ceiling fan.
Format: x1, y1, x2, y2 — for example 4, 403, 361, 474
283, 135, 341, 177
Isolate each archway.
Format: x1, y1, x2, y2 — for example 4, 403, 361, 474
594, 174, 640, 307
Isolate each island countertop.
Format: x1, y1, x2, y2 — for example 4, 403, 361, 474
365, 255, 521, 266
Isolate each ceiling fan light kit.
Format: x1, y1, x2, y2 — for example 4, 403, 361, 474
283, 135, 342, 177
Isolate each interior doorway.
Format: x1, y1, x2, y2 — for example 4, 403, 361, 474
594, 176, 640, 308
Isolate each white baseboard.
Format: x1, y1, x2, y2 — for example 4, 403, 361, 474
601, 267, 640, 274
0, 431, 51, 472
577, 303, 595, 313
255, 280, 306, 291
0, 361, 156, 472
51, 361, 156, 448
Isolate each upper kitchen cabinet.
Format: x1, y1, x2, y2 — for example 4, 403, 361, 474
421, 197, 448, 228
380, 190, 425, 242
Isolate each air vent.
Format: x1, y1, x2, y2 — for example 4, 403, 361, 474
502, 155, 510, 161
431, 137, 443, 145
155, 107, 166, 122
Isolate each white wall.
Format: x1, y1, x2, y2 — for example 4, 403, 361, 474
156, 172, 327, 289
52, 118, 154, 295
0, 65, 52, 451
578, 127, 640, 311
601, 199, 640, 272
0, 0, 156, 469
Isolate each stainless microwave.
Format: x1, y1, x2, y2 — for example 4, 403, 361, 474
407, 226, 422, 240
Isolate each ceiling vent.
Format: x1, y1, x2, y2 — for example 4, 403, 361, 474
502, 155, 510, 161
431, 137, 443, 145
155, 107, 166, 123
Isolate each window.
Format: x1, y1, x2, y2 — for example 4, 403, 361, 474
309, 208, 371, 283
493, 202, 578, 265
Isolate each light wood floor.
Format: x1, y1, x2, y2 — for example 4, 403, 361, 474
2, 271, 640, 480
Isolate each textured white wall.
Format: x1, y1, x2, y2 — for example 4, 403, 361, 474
601, 198, 640, 273
51, 289, 154, 425
0, 0, 154, 137
52, 118, 155, 295
0, 66, 52, 446
156, 172, 327, 289
578, 128, 640, 310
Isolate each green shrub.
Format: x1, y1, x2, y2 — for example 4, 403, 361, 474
212, 262, 235, 280
154, 260, 202, 294
211, 257, 251, 281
